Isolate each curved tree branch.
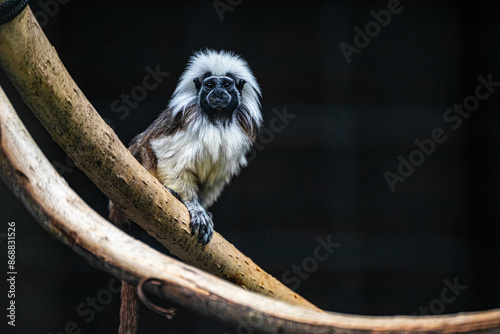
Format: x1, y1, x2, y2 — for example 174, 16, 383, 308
0, 5, 318, 310
1, 86, 500, 334
2, 4, 500, 334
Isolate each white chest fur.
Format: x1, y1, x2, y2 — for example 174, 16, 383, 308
150, 119, 251, 206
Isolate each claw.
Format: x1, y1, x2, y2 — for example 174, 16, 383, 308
188, 208, 213, 245
189, 220, 200, 236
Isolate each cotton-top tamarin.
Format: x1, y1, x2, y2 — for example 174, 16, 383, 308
109, 49, 262, 334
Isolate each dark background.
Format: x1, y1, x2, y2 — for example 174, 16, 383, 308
1, 0, 500, 333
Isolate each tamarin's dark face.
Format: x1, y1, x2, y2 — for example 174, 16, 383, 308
194, 73, 246, 123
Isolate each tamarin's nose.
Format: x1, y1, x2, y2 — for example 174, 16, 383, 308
212, 88, 224, 98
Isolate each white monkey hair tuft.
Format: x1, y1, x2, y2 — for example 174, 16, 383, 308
168, 49, 262, 125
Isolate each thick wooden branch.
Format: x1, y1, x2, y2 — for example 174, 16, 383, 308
1, 86, 500, 333
0, 5, 318, 310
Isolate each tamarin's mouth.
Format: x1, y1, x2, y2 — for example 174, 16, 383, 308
208, 99, 229, 109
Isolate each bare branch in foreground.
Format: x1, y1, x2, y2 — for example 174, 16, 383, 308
1, 86, 500, 333
0, 5, 318, 310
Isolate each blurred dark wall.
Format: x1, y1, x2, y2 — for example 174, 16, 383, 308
1, 0, 499, 333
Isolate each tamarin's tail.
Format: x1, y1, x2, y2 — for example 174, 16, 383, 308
119, 282, 139, 334
109, 201, 140, 334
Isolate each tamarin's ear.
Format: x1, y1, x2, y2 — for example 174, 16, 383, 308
193, 78, 201, 90
236, 79, 246, 92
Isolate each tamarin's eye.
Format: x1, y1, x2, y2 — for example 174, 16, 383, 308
223, 82, 231, 89
205, 82, 214, 89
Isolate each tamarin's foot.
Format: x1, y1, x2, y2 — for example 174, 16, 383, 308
187, 204, 213, 245
167, 190, 213, 244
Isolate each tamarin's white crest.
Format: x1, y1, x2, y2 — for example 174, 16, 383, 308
109, 49, 262, 245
